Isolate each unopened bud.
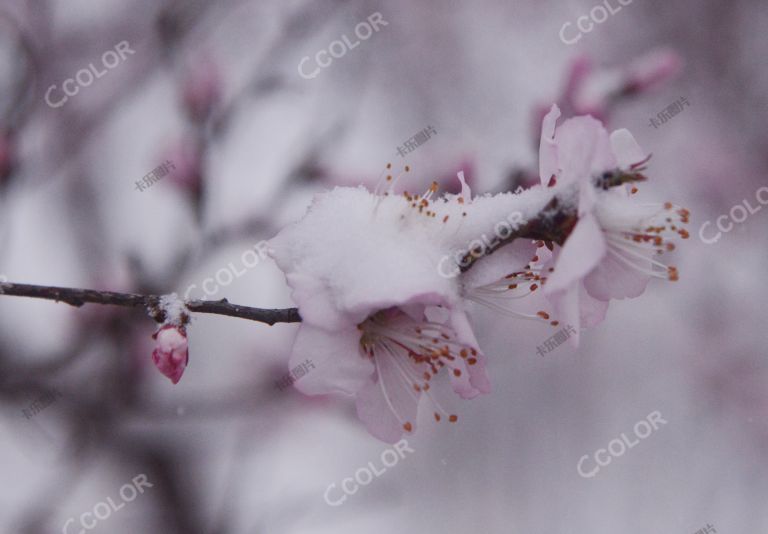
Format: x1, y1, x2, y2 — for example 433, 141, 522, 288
181, 60, 222, 123
151, 325, 189, 384
621, 48, 682, 96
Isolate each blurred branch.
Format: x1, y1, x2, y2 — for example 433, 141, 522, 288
0, 283, 301, 325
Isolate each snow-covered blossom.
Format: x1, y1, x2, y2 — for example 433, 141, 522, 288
270, 168, 562, 441
270, 119, 687, 438
450, 174, 559, 328
152, 325, 189, 384
539, 104, 689, 341
460, 239, 562, 328
269, 170, 523, 442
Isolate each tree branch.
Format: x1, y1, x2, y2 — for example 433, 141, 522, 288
0, 283, 301, 326
0, 172, 644, 323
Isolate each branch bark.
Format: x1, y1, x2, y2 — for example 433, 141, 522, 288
0, 283, 301, 325
0, 172, 643, 324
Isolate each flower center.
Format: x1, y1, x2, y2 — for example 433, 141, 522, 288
464, 247, 559, 325
357, 308, 476, 430
601, 202, 689, 281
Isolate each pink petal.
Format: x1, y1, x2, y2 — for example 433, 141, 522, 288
554, 116, 603, 188
547, 285, 581, 346
583, 249, 650, 301
151, 326, 189, 384
545, 214, 606, 295
578, 283, 609, 327
456, 170, 472, 200
449, 309, 491, 396
562, 55, 594, 107
355, 350, 421, 443
539, 104, 561, 185
289, 324, 373, 395
609, 129, 647, 169
624, 48, 682, 94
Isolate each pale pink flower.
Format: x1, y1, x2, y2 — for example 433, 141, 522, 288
152, 325, 189, 384
621, 48, 683, 96
269, 180, 494, 442
539, 105, 689, 341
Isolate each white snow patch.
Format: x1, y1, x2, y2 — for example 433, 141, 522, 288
157, 293, 188, 325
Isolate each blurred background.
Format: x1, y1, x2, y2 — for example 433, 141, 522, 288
0, 0, 766, 532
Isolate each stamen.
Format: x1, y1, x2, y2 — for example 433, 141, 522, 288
358, 309, 476, 430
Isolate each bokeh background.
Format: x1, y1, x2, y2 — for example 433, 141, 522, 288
0, 0, 766, 532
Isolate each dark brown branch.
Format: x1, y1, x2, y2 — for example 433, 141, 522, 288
0, 283, 301, 326
459, 196, 577, 273
0, 174, 645, 321
458, 171, 646, 272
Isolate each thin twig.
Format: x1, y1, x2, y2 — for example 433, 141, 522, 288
0, 283, 301, 325
0, 172, 644, 323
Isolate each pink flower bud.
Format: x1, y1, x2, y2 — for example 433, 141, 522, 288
181, 60, 222, 123
151, 325, 189, 384
165, 140, 203, 194
622, 48, 682, 95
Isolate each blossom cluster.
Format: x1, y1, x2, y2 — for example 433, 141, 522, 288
267, 105, 689, 442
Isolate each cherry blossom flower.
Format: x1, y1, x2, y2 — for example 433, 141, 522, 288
453, 174, 559, 328
152, 325, 189, 384
539, 105, 689, 341
269, 174, 503, 442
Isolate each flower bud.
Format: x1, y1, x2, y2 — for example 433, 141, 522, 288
181, 60, 222, 123
151, 325, 189, 384
163, 139, 203, 197
621, 48, 682, 96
